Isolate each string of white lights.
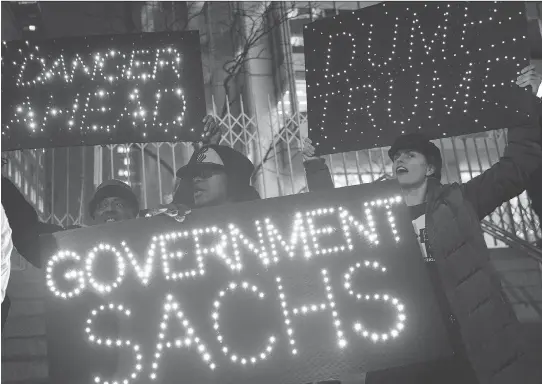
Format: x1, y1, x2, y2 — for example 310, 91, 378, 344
306, 3, 529, 152
86, 303, 142, 384
5, 46, 188, 138
257, 215, 311, 259
45, 199, 404, 298
46, 250, 85, 299
344, 262, 406, 342
212, 281, 277, 366
85, 243, 126, 294
150, 294, 216, 381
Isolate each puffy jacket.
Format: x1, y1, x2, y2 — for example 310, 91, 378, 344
304, 123, 542, 384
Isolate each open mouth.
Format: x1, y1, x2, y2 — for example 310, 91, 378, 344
193, 185, 205, 194
105, 218, 117, 223
396, 166, 408, 174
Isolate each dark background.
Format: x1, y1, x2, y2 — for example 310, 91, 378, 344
41, 181, 453, 384
1, 31, 206, 151
304, 2, 535, 155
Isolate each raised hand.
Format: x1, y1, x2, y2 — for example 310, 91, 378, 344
201, 115, 222, 145
302, 137, 317, 162
516, 65, 542, 95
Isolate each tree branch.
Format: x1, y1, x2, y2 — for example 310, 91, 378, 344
216, 2, 297, 118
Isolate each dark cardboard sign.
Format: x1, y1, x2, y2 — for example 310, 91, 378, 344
41, 181, 452, 384
1, 31, 206, 150
304, 2, 534, 155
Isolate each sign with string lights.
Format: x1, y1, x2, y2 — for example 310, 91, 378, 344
41, 181, 452, 384
1, 31, 206, 151
304, 2, 535, 155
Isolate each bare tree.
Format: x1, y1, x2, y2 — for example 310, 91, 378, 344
215, 2, 296, 117
200, 2, 302, 192
64, 2, 302, 195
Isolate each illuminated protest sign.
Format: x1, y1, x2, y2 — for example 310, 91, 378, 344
304, 2, 534, 154
41, 181, 453, 384
1, 31, 206, 151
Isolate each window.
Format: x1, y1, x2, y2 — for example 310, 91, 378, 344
287, 3, 338, 52
277, 78, 308, 115
290, 35, 305, 53
15, 170, 21, 187
290, 36, 304, 47
295, 79, 307, 112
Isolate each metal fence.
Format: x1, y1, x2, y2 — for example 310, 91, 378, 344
2, 95, 541, 270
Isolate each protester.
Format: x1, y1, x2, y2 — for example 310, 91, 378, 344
147, 115, 260, 222
0, 205, 13, 332
177, 144, 260, 207
1, 175, 66, 331
0, 203, 23, 333
146, 144, 260, 222
1, 203, 13, 305
88, 179, 140, 224
171, 114, 224, 207
91, 115, 221, 221
302, 66, 542, 384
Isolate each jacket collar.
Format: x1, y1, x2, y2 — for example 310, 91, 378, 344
426, 179, 463, 219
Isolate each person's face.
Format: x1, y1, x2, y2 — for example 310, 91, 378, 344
94, 196, 136, 224
192, 168, 229, 208
393, 149, 435, 188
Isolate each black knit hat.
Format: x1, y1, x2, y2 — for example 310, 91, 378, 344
388, 133, 443, 180
176, 145, 254, 185
88, 179, 139, 218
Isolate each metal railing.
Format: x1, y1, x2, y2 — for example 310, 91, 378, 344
482, 220, 542, 264
2, 94, 541, 261
481, 219, 542, 321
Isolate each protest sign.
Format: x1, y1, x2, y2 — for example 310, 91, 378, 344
1, 31, 206, 150
305, 2, 533, 154
41, 181, 452, 384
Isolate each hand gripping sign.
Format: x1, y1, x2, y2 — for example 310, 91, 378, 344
40, 181, 453, 384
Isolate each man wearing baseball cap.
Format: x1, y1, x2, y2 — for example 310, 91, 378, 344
301, 66, 542, 383
176, 144, 260, 208
88, 179, 140, 224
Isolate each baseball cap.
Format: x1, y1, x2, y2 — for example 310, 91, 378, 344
88, 179, 139, 218
176, 145, 254, 185
388, 133, 443, 180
